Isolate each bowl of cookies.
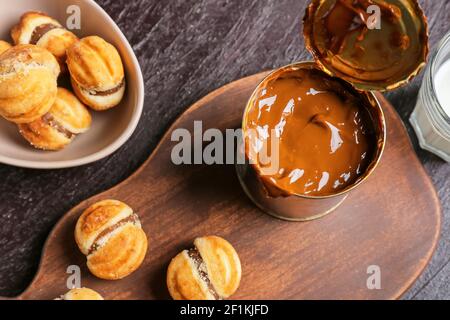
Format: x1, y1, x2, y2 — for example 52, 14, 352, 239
0, 0, 144, 169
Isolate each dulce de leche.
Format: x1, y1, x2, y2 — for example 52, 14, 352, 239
303, 0, 428, 91
243, 65, 377, 197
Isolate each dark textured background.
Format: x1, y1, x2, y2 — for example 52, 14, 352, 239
0, 0, 449, 299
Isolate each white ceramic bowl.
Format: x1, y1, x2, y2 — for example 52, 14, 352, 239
0, 0, 144, 169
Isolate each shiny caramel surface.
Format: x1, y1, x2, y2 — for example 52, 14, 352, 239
244, 65, 376, 197
323, 0, 404, 55
303, 0, 428, 91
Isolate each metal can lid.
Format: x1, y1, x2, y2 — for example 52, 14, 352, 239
303, 0, 429, 91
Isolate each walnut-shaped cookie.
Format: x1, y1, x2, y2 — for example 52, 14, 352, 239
0, 45, 60, 123
167, 236, 242, 300
19, 87, 91, 151
75, 200, 148, 280
67, 36, 125, 111
11, 11, 78, 72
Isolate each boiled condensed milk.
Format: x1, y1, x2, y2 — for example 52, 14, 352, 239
244, 65, 377, 197
237, 62, 385, 221
236, 0, 427, 221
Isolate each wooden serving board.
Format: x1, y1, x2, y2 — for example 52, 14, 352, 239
4, 72, 441, 300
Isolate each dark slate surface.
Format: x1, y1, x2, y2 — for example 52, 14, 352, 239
0, 0, 449, 299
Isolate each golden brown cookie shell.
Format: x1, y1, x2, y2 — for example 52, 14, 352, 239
17, 87, 91, 150
11, 11, 61, 43
75, 200, 133, 253
167, 251, 211, 300
0, 49, 58, 124
75, 200, 148, 280
18, 120, 71, 151
87, 224, 148, 280
67, 36, 124, 90
0, 40, 11, 55
167, 236, 241, 300
51, 87, 91, 133
195, 236, 242, 299
62, 287, 103, 300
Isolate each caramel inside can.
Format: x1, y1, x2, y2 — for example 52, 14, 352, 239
243, 64, 379, 197
242, 62, 384, 199
237, 0, 427, 220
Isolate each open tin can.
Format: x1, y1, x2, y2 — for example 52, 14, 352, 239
236, 0, 428, 221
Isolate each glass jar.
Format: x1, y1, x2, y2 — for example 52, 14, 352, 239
410, 31, 450, 162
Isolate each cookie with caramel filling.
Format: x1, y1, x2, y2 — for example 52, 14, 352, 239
67, 36, 125, 111
0, 45, 60, 123
18, 88, 91, 151
11, 11, 78, 72
75, 200, 148, 280
167, 236, 242, 300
